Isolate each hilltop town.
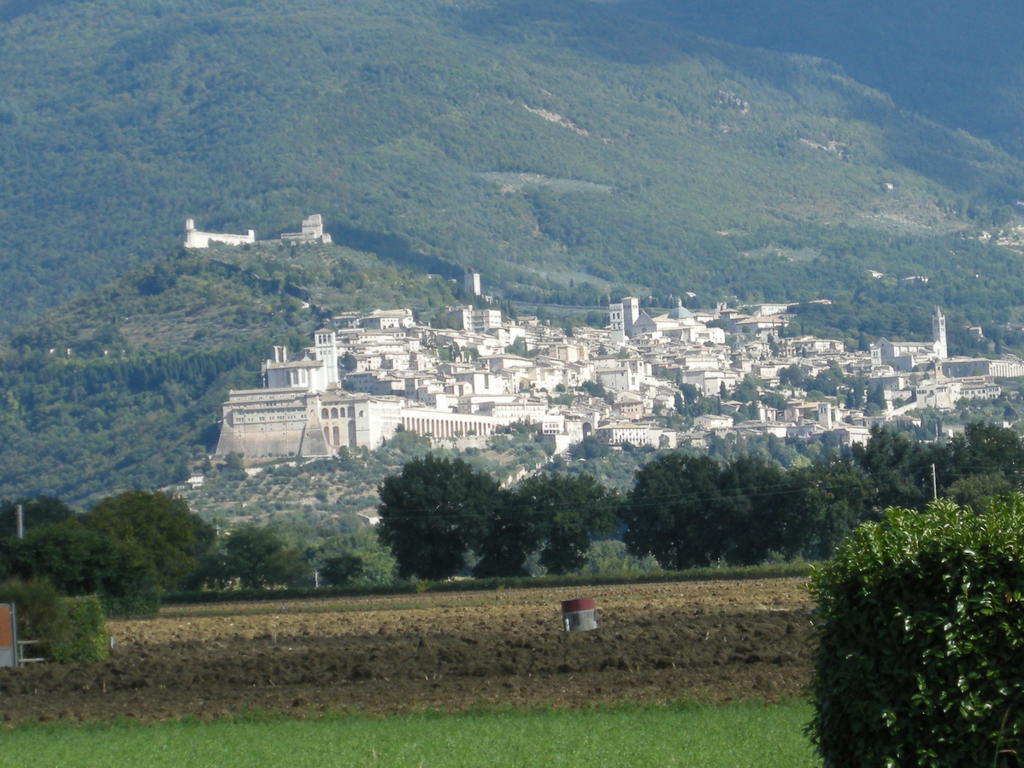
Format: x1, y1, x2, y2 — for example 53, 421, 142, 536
211, 271, 1020, 468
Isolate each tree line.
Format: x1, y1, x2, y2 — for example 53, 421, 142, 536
0, 492, 209, 614
375, 422, 1024, 579
3, 421, 1022, 609
0, 491, 346, 613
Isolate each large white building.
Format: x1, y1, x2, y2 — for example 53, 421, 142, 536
215, 389, 404, 458
871, 306, 948, 371
447, 306, 502, 333
280, 214, 332, 244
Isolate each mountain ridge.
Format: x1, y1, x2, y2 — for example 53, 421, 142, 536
0, 0, 1022, 331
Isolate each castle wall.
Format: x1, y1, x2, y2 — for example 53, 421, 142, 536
184, 219, 256, 249
215, 421, 308, 458
280, 214, 332, 244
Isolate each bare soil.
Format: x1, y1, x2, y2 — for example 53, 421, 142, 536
0, 578, 814, 724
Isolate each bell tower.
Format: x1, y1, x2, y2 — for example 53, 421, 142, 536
932, 306, 947, 360
315, 330, 339, 386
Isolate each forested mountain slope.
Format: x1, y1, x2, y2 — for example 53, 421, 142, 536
629, 1, 1024, 161
1, 0, 1022, 330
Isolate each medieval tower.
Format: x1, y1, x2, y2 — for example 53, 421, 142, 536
932, 306, 948, 360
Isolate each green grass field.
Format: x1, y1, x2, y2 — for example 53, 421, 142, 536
0, 702, 818, 768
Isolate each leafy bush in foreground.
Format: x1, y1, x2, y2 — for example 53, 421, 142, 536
48, 596, 108, 664
809, 498, 1024, 767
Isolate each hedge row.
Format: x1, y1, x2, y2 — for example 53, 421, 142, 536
162, 561, 814, 605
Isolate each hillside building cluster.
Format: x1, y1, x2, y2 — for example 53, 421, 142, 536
185, 214, 331, 249
215, 295, 1021, 460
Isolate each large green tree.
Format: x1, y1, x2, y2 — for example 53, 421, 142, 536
319, 554, 364, 587
471, 486, 535, 578
5, 519, 153, 601
623, 454, 723, 570
224, 526, 307, 590
307, 531, 397, 586
789, 458, 874, 560
716, 455, 801, 563
376, 455, 497, 580
84, 491, 211, 590
852, 425, 941, 510
947, 421, 1024, 484
509, 473, 619, 575
624, 454, 807, 569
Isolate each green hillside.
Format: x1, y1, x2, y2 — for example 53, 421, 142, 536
627, 1, 1024, 161
6, 243, 457, 355
1, 0, 1023, 331
0, 242, 456, 504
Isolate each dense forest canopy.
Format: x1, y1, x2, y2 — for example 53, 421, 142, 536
0, 0, 1022, 331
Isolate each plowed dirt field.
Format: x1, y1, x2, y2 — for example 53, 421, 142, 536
0, 578, 813, 724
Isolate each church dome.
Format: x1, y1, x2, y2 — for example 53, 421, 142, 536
669, 300, 694, 320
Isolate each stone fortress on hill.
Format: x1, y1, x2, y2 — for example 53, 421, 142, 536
185, 214, 331, 249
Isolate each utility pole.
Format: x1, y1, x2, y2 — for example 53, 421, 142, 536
15, 504, 23, 539
931, 464, 938, 501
